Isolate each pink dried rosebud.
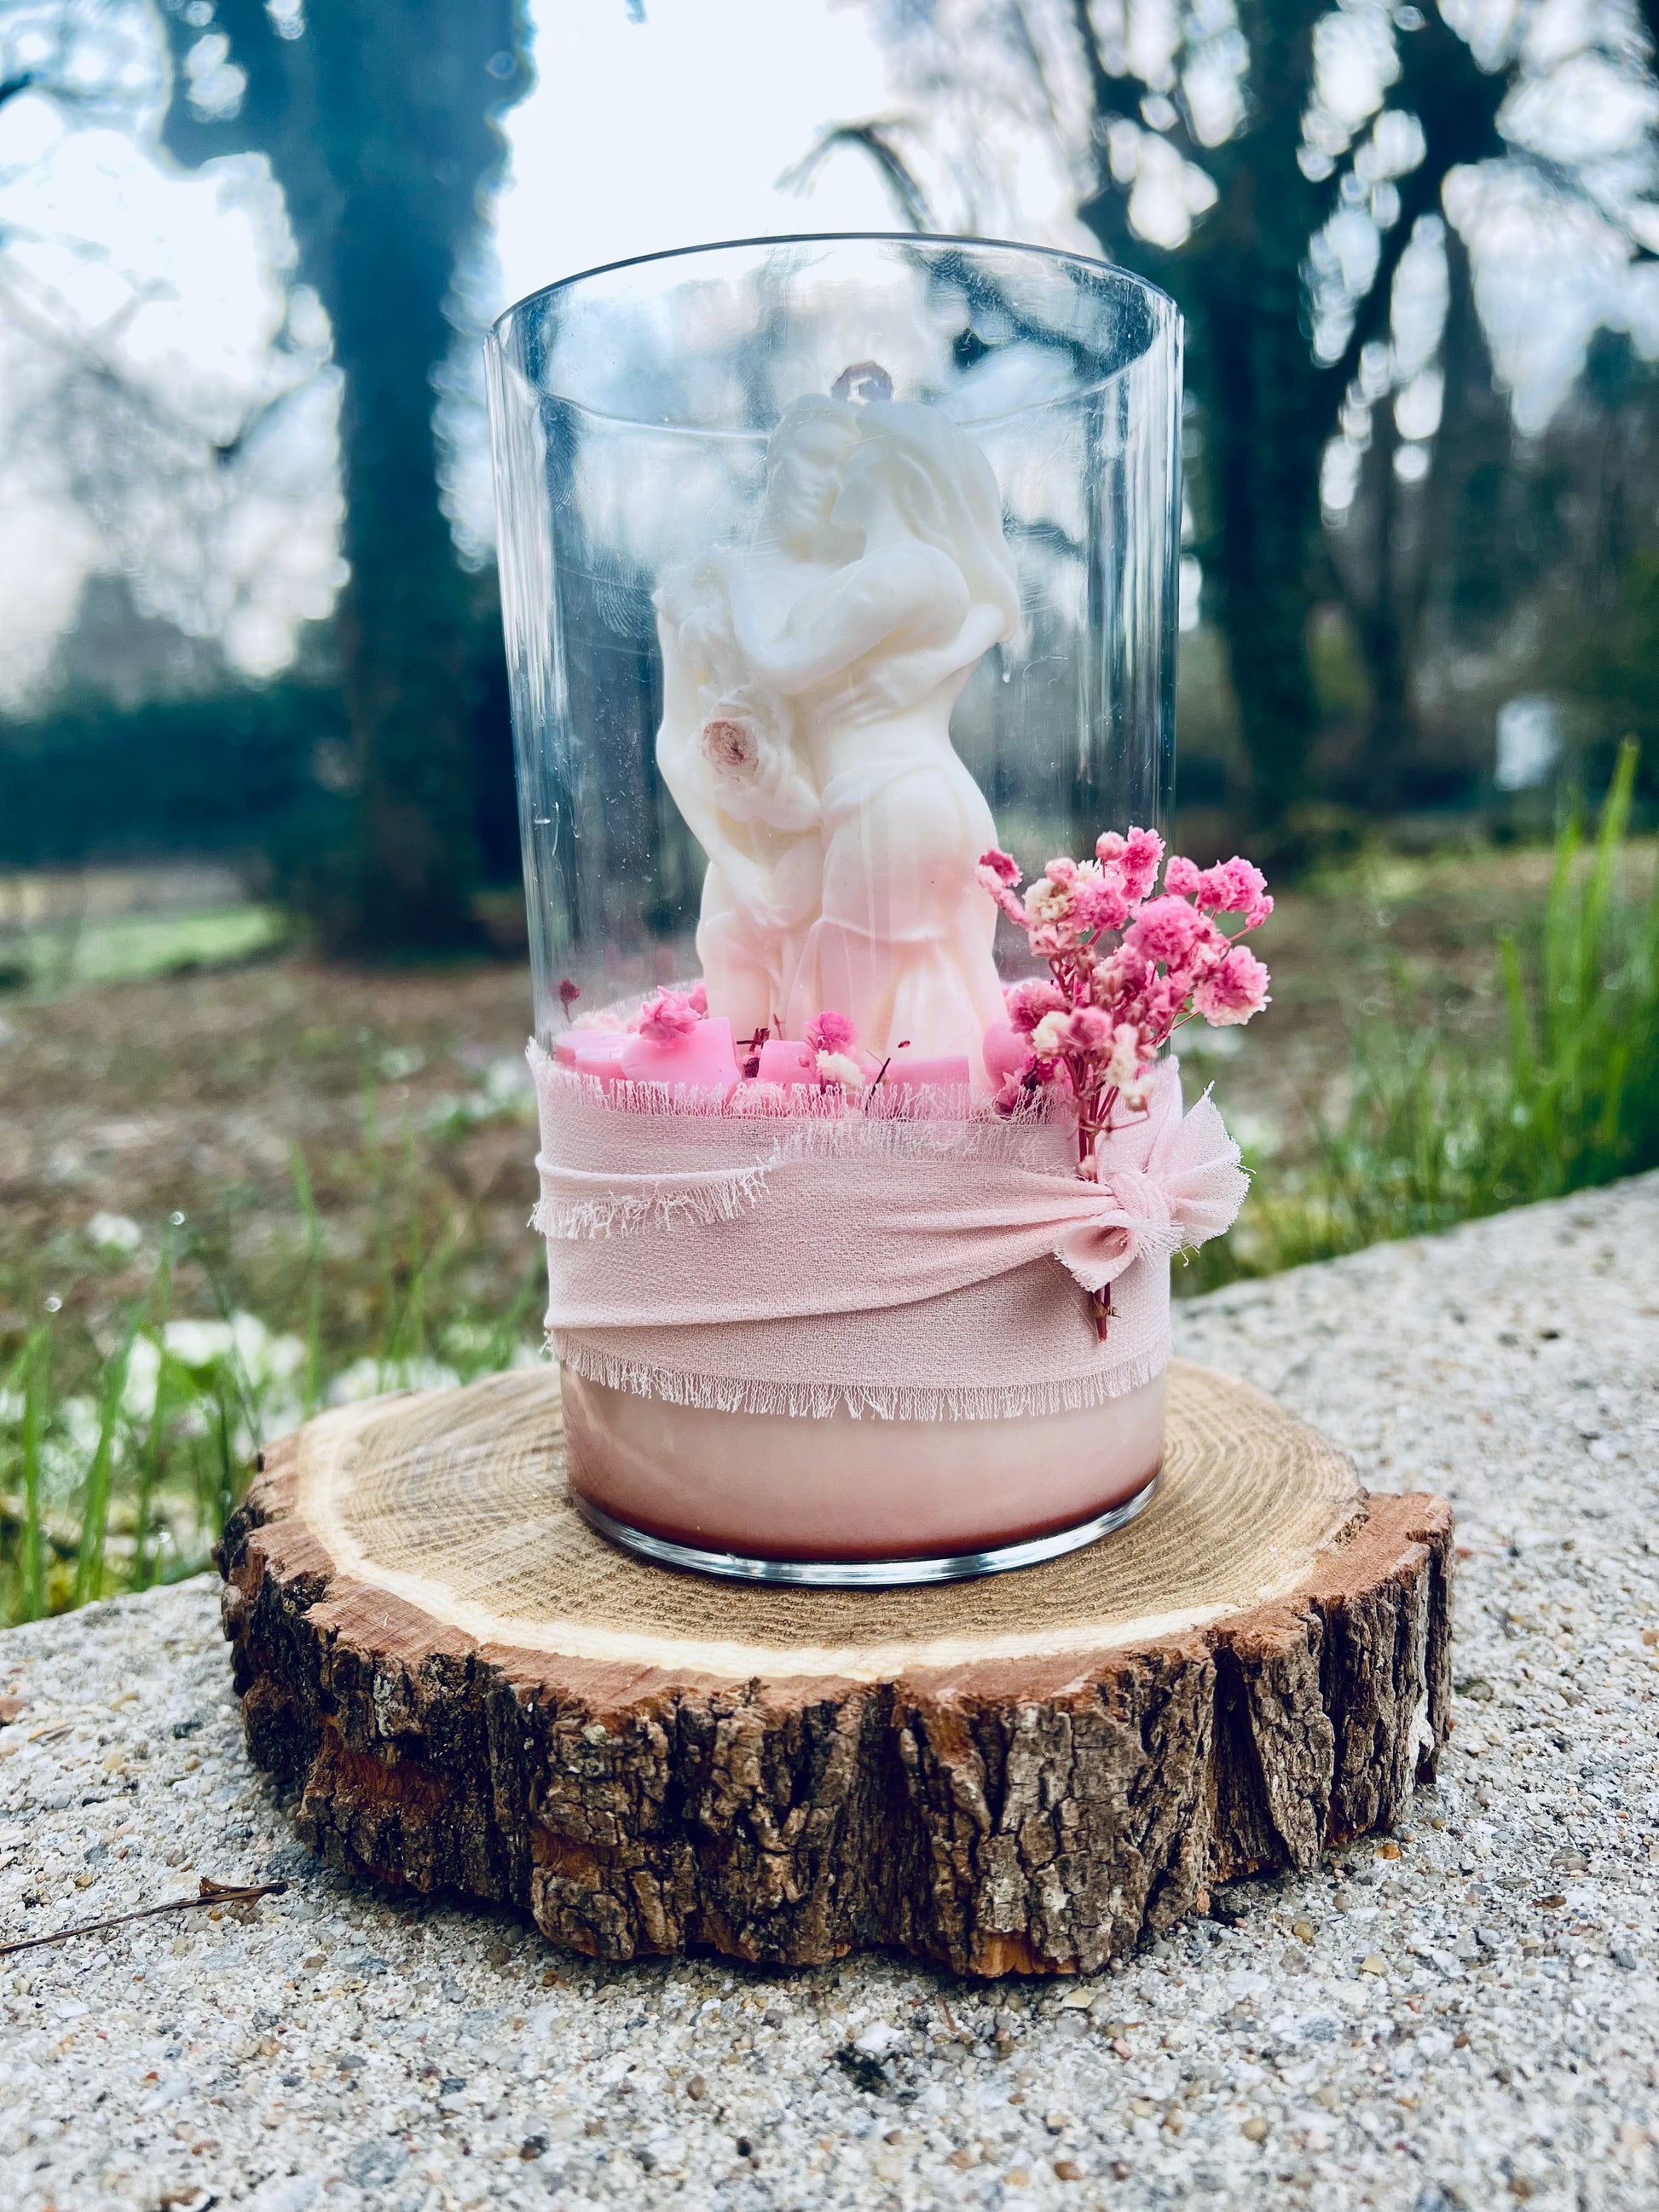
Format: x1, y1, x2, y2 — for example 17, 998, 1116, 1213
1044, 855, 1079, 887
701, 716, 760, 778
1005, 979, 1067, 1034
635, 987, 701, 1043
1197, 857, 1272, 926
979, 846, 1021, 887
1194, 944, 1271, 1025
1096, 826, 1164, 903
805, 1009, 855, 1055
1124, 895, 1213, 968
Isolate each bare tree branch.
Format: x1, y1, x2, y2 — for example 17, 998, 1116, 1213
780, 121, 937, 233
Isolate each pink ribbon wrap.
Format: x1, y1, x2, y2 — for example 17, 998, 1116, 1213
530, 1048, 1246, 1421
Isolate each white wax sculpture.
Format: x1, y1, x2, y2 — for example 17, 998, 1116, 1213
654, 394, 1021, 1064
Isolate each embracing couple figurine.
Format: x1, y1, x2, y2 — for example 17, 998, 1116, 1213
654, 386, 1021, 1071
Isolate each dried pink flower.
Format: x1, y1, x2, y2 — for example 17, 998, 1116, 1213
1072, 875, 1130, 935
1062, 1006, 1113, 1052
992, 1071, 1031, 1117
1096, 826, 1165, 903
976, 859, 1028, 924
1005, 979, 1067, 1035
1193, 944, 1271, 1024
980, 823, 1271, 1209
1162, 855, 1202, 898
980, 822, 1268, 1314
1196, 857, 1273, 927
805, 1009, 855, 1054
1023, 875, 1073, 928
687, 980, 708, 1016
634, 987, 701, 1044
1124, 896, 1214, 968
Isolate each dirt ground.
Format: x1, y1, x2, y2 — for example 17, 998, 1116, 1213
0, 837, 1645, 1382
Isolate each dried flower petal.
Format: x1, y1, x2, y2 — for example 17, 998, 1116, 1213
815, 1050, 864, 1090
1193, 944, 1271, 1024
635, 987, 701, 1044
1124, 896, 1213, 968
805, 1009, 855, 1054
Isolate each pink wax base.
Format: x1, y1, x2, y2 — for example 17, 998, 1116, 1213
554, 1011, 985, 1108
561, 1365, 1165, 1563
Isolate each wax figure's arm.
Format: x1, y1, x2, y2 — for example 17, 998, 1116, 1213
654, 610, 729, 863
731, 546, 970, 696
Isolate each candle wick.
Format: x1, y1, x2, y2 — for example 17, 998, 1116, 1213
830, 360, 893, 406
862, 1042, 909, 1112
739, 1023, 770, 1081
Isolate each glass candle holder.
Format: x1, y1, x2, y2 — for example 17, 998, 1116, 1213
488, 234, 1188, 1585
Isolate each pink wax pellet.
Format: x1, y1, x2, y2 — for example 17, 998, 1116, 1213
621, 1015, 739, 1095
754, 1038, 818, 1086
982, 1019, 1026, 1081
572, 1031, 629, 1089
554, 1033, 580, 1069
883, 1052, 972, 1093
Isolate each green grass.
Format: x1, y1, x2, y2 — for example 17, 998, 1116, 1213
0, 1100, 546, 1625
2, 752, 1655, 1625
1186, 740, 1658, 1289
0, 904, 286, 995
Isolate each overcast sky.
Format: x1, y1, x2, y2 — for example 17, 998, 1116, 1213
495, 0, 906, 299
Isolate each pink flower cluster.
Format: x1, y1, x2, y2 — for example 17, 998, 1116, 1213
632, 980, 708, 1043
804, 1009, 854, 1055
977, 827, 1271, 1170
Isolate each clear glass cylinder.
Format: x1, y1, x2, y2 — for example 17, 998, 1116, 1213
487, 235, 1182, 1584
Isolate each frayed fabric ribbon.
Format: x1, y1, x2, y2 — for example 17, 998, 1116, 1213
1050, 1091, 1252, 1296
529, 1045, 1246, 1421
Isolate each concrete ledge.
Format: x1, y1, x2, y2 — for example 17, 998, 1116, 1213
2, 1173, 1656, 2211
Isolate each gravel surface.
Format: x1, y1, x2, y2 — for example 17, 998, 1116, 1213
3, 1174, 1656, 2212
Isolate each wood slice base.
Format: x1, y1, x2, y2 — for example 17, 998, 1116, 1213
217, 1360, 1454, 1978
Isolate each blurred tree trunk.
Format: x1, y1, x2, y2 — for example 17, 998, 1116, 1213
163, 1, 525, 954
1343, 224, 1510, 810
1349, 402, 1414, 815
1066, 0, 1508, 838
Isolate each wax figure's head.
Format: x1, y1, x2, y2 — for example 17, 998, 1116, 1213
831, 402, 1021, 645
759, 399, 862, 560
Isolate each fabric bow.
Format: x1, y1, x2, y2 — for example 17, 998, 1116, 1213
1051, 1069, 1248, 1296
